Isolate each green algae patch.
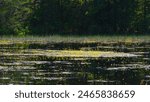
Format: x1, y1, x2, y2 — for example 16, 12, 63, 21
29, 50, 138, 58
0, 40, 11, 44
1, 49, 138, 58
47, 50, 104, 57
48, 50, 138, 57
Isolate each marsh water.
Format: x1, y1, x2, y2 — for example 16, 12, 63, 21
0, 41, 150, 85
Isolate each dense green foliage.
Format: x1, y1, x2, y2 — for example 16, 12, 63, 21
0, 0, 150, 35
0, 0, 33, 35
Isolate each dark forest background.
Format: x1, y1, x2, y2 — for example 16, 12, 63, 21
0, 0, 150, 36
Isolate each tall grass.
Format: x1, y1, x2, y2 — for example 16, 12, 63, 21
0, 35, 150, 43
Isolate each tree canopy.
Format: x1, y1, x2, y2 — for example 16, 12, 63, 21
0, 0, 149, 35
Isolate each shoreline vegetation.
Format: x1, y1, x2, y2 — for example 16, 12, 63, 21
0, 0, 149, 36
0, 35, 150, 44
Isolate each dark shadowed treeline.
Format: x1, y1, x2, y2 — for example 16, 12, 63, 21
0, 0, 150, 35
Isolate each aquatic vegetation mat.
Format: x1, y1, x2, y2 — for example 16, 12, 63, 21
1, 50, 138, 58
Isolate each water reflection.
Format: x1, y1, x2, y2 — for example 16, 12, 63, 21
0, 42, 150, 85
